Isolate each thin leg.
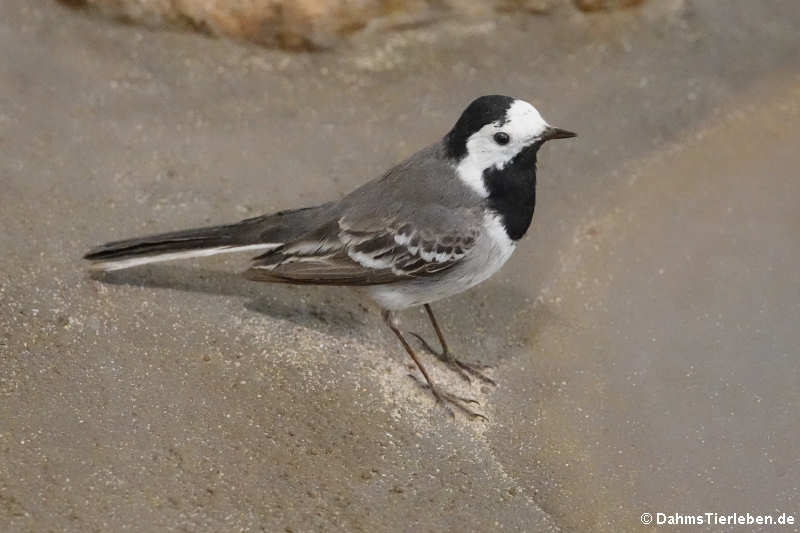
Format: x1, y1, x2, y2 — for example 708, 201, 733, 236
383, 310, 436, 391
409, 304, 496, 386
424, 303, 450, 354
382, 310, 486, 421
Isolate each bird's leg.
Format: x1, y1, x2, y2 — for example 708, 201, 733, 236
408, 304, 496, 386
382, 310, 487, 421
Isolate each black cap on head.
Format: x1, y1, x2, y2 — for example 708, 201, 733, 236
444, 95, 515, 160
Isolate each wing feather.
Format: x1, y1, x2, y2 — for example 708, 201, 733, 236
245, 206, 480, 286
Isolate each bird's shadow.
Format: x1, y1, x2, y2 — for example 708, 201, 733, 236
94, 264, 370, 335
93, 264, 553, 366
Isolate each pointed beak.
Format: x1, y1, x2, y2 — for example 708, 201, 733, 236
540, 126, 577, 142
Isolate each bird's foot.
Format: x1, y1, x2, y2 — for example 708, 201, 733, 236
409, 375, 488, 421
409, 332, 497, 386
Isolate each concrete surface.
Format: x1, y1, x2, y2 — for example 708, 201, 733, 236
1, 0, 799, 531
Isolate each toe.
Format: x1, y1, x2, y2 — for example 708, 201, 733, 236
457, 361, 497, 386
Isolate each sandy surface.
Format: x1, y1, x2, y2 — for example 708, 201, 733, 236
1, 0, 799, 531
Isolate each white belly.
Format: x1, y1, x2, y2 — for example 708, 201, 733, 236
369, 213, 516, 310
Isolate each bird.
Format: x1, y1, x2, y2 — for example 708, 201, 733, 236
84, 95, 576, 419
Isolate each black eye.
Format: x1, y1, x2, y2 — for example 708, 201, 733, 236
493, 132, 510, 145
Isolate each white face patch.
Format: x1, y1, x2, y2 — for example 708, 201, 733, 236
454, 99, 550, 197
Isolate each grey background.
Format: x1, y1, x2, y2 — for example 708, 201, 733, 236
1, 0, 798, 531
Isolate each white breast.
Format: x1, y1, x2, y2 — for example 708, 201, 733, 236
369, 213, 516, 310
460, 212, 517, 287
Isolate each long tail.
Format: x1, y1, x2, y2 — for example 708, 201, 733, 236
84, 204, 331, 272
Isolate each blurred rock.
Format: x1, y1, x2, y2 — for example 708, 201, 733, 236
494, 0, 554, 15
69, 0, 428, 50
62, 0, 646, 50
574, 0, 645, 12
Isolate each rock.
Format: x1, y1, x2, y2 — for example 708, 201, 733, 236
574, 0, 645, 12
67, 0, 404, 49
61, 0, 647, 49
494, 0, 554, 15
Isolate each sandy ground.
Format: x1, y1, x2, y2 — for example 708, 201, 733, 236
1, 0, 799, 531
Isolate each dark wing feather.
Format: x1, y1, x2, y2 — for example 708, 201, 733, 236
244, 206, 480, 286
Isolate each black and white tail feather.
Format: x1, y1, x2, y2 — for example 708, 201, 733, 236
84, 204, 332, 272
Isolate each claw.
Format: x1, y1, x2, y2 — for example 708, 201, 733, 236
409, 375, 488, 421
451, 359, 497, 386
409, 331, 497, 386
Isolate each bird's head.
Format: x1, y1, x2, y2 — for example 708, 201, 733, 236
444, 95, 575, 197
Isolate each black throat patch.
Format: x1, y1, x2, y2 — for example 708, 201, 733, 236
482, 143, 541, 241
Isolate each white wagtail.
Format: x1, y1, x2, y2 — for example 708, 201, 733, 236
85, 95, 575, 419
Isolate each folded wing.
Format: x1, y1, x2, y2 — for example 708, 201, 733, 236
244, 205, 480, 286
